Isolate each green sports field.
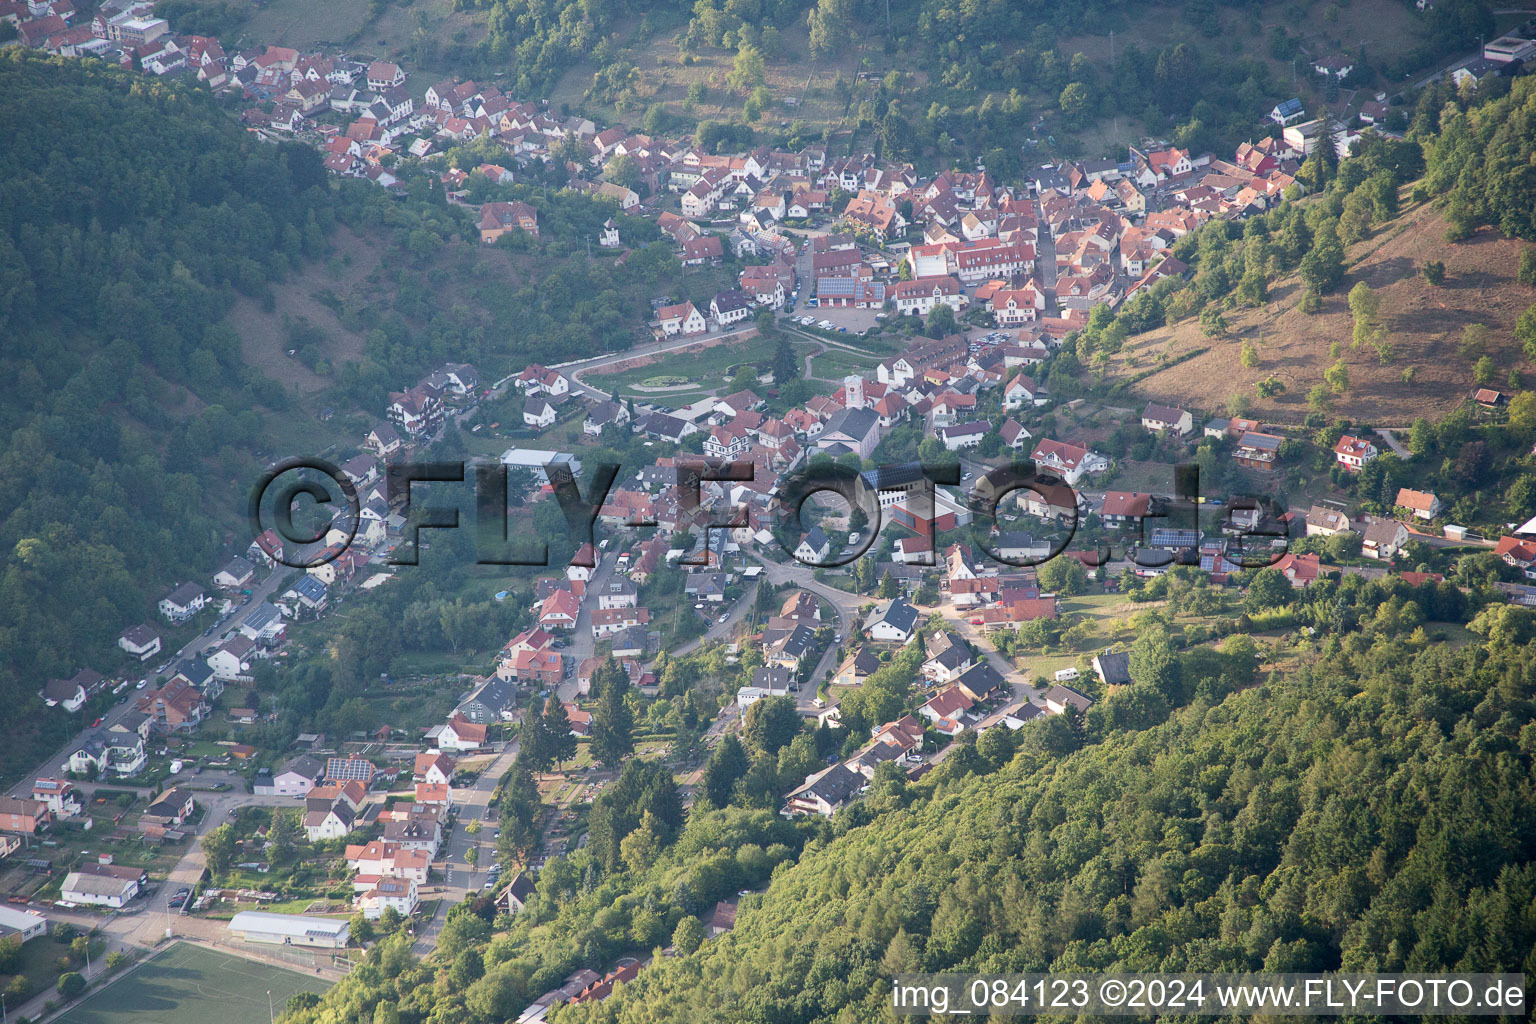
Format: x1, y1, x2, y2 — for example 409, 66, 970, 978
55, 944, 333, 1024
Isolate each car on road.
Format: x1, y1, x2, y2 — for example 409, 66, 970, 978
493, 829, 501, 838
718, 613, 729, 624
136, 679, 147, 688
168, 887, 191, 908
818, 320, 834, 330
90, 717, 102, 727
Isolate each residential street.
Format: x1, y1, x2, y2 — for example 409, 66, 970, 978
411, 738, 519, 955
6, 571, 289, 801
742, 553, 863, 710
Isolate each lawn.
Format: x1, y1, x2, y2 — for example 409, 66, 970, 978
808, 348, 883, 380
54, 943, 332, 1024
583, 340, 763, 399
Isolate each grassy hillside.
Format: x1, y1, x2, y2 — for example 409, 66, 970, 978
1112, 198, 1536, 425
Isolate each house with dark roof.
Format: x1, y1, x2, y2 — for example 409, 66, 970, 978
864, 597, 919, 643
496, 872, 538, 914
794, 526, 831, 564
833, 646, 883, 687
1091, 650, 1131, 686
1043, 685, 1093, 716
814, 407, 881, 460
784, 763, 862, 816
1141, 402, 1193, 436
456, 678, 517, 723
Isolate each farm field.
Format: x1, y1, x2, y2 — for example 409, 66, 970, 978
54, 943, 333, 1024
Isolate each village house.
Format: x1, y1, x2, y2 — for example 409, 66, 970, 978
0, 797, 49, 835
478, 200, 540, 242
1333, 434, 1379, 472
1396, 488, 1443, 520
117, 624, 161, 662
1306, 505, 1354, 538
891, 275, 965, 317
158, 581, 206, 623
1030, 439, 1109, 486
1233, 431, 1283, 473
1141, 402, 1193, 436
864, 597, 919, 643
1362, 519, 1410, 561
654, 300, 707, 336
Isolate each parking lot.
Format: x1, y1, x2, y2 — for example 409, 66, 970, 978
780, 304, 887, 335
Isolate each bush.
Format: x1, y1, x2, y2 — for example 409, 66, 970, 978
1421, 259, 1445, 285
57, 973, 86, 1000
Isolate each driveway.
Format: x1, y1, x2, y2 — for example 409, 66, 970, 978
1375, 428, 1412, 459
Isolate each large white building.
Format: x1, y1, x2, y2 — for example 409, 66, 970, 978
0, 905, 48, 942
229, 911, 351, 948
60, 871, 139, 908
499, 448, 583, 485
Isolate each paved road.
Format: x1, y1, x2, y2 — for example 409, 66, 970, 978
657, 578, 761, 664
411, 738, 519, 956
7, 571, 289, 801
1036, 223, 1060, 316
1375, 428, 1412, 459
558, 556, 615, 702
741, 554, 865, 708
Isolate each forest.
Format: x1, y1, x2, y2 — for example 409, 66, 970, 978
436, 0, 1494, 167
0, 51, 342, 775
0, 51, 677, 778
279, 565, 1536, 1024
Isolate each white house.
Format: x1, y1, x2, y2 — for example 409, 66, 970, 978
891, 275, 965, 317
118, 624, 162, 662
655, 301, 707, 336
159, 582, 206, 623
794, 526, 831, 564
304, 802, 356, 842
939, 421, 988, 450
60, 872, 139, 908
863, 597, 919, 643
359, 878, 418, 920
710, 289, 753, 327
523, 397, 557, 429
1030, 439, 1109, 486
1141, 402, 1193, 436
206, 635, 256, 682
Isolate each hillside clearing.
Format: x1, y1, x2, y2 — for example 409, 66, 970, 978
1107, 200, 1536, 424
